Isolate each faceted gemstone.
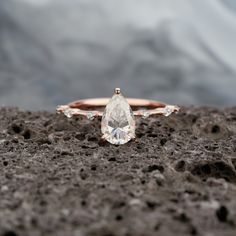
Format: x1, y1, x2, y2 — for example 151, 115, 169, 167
63, 108, 81, 118
163, 105, 177, 117
101, 93, 135, 145
64, 108, 75, 118
142, 110, 150, 119
86, 111, 95, 120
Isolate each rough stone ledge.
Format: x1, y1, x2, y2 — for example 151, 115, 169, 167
0, 107, 236, 236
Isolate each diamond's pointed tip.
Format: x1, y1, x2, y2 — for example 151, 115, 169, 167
114, 88, 121, 95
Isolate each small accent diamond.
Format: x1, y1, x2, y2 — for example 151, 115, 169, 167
142, 110, 150, 119
64, 108, 81, 118
86, 111, 95, 120
64, 108, 74, 118
163, 105, 175, 117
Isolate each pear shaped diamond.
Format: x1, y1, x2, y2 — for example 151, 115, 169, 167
101, 90, 135, 145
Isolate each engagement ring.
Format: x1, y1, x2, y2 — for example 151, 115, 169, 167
57, 88, 180, 145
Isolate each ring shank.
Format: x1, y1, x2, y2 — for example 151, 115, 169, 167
68, 98, 166, 110
57, 98, 179, 118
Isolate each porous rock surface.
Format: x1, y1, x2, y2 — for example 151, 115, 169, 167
0, 107, 236, 236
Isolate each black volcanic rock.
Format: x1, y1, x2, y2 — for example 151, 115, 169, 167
0, 107, 235, 236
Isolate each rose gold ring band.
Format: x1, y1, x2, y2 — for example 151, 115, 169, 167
70, 98, 165, 109
57, 97, 180, 119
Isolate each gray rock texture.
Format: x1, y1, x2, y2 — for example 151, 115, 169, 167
0, 107, 236, 236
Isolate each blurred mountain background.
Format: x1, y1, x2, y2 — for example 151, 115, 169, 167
0, 0, 236, 110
